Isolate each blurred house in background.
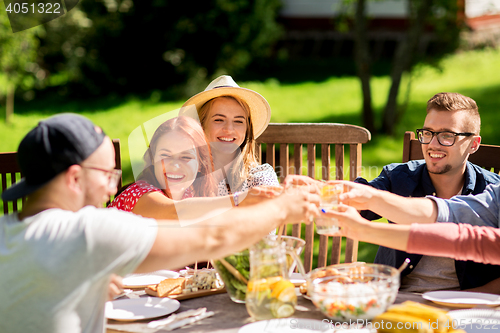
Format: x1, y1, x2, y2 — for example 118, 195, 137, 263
464, 0, 500, 47
276, 0, 500, 59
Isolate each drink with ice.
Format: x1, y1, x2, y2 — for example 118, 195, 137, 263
316, 184, 343, 234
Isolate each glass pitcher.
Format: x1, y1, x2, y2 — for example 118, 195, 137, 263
245, 237, 297, 320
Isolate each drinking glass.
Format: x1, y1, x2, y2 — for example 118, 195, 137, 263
316, 183, 343, 235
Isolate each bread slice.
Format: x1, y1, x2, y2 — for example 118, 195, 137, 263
145, 277, 186, 297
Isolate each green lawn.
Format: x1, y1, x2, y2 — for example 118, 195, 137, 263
2, 47, 500, 265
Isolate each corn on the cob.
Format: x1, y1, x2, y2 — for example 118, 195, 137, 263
372, 312, 433, 333
387, 301, 451, 333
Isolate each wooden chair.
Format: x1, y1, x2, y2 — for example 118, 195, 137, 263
402, 131, 500, 173
256, 123, 371, 272
1, 139, 122, 215
0, 152, 22, 214
110, 139, 123, 204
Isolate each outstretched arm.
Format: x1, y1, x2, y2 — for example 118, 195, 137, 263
324, 205, 500, 267
132, 186, 280, 220
135, 187, 320, 273
323, 204, 412, 251
408, 222, 500, 266
334, 180, 438, 224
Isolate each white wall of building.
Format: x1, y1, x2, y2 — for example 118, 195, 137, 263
279, 0, 408, 18
280, 0, 500, 19
466, 0, 500, 18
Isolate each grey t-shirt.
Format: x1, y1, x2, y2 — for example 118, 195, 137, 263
400, 256, 460, 293
0, 206, 157, 333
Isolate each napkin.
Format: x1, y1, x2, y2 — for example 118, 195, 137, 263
147, 307, 214, 330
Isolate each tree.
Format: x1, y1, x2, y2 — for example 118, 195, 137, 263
0, 10, 40, 123
382, 0, 434, 134
353, 0, 375, 133
350, 0, 462, 134
36, 0, 284, 98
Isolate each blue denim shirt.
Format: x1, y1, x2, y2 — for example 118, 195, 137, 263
356, 159, 500, 290
432, 183, 500, 227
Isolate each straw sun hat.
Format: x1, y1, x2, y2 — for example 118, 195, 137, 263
181, 75, 271, 138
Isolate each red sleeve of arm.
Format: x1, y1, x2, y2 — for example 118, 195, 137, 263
407, 223, 500, 265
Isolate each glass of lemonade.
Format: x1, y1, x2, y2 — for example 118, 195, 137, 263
316, 183, 343, 235
245, 238, 297, 320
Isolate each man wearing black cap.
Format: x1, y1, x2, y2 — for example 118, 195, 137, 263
0, 114, 319, 333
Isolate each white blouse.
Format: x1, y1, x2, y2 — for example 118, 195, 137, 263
217, 163, 279, 196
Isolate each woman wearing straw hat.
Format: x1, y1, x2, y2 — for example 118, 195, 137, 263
181, 75, 279, 196
109, 115, 279, 220
108, 76, 281, 221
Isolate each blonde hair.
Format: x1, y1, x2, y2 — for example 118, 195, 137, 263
427, 92, 481, 135
198, 96, 258, 192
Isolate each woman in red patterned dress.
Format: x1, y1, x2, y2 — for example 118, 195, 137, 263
109, 116, 217, 218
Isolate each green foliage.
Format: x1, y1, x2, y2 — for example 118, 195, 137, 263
412, 0, 461, 69
0, 7, 40, 89
36, 0, 283, 97
335, 0, 463, 134
336, 0, 461, 69
3, 47, 500, 174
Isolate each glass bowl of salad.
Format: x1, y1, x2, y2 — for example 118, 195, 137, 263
214, 235, 306, 304
309, 263, 399, 321
213, 250, 250, 303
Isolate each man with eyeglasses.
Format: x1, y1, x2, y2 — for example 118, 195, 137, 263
355, 92, 500, 294
0, 114, 319, 333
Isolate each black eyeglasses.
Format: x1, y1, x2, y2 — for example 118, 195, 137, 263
416, 129, 475, 147
82, 166, 122, 189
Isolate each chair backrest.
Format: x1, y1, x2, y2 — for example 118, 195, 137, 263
0, 152, 22, 214
108, 139, 123, 206
256, 123, 371, 272
0, 139, 122, 215
402, 131, 500, 173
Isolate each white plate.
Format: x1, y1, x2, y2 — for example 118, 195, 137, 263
422, 291, 500, 308
105, 297, 180, 321
238, 319, 332, 333
122, 270, 180, 288
449, 308, 500, 319
290, 272, 307, 287
448, 309, 500, 333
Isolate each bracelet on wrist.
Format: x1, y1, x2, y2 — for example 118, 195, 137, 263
233, 192, 240, 207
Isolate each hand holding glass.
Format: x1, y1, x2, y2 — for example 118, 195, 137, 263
316, 183, 343, 235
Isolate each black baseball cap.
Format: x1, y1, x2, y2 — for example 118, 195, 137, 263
1, 114, 106, 201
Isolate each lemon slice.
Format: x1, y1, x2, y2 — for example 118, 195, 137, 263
270, 280, 294, 298
248, 276, 283, 292
266, 276, 284, 287
275, 304, 295, 318
247, 279, 266, 292
277, 287, 297, 303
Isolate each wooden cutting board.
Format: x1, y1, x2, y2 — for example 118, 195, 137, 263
145, 287, 227, 300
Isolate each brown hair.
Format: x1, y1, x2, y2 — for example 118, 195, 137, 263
137, 116, 217, 198
426, 92, 481, 135
198, 96, 258, 192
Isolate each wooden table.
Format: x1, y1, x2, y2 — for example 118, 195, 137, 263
106, 290, 445, 333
